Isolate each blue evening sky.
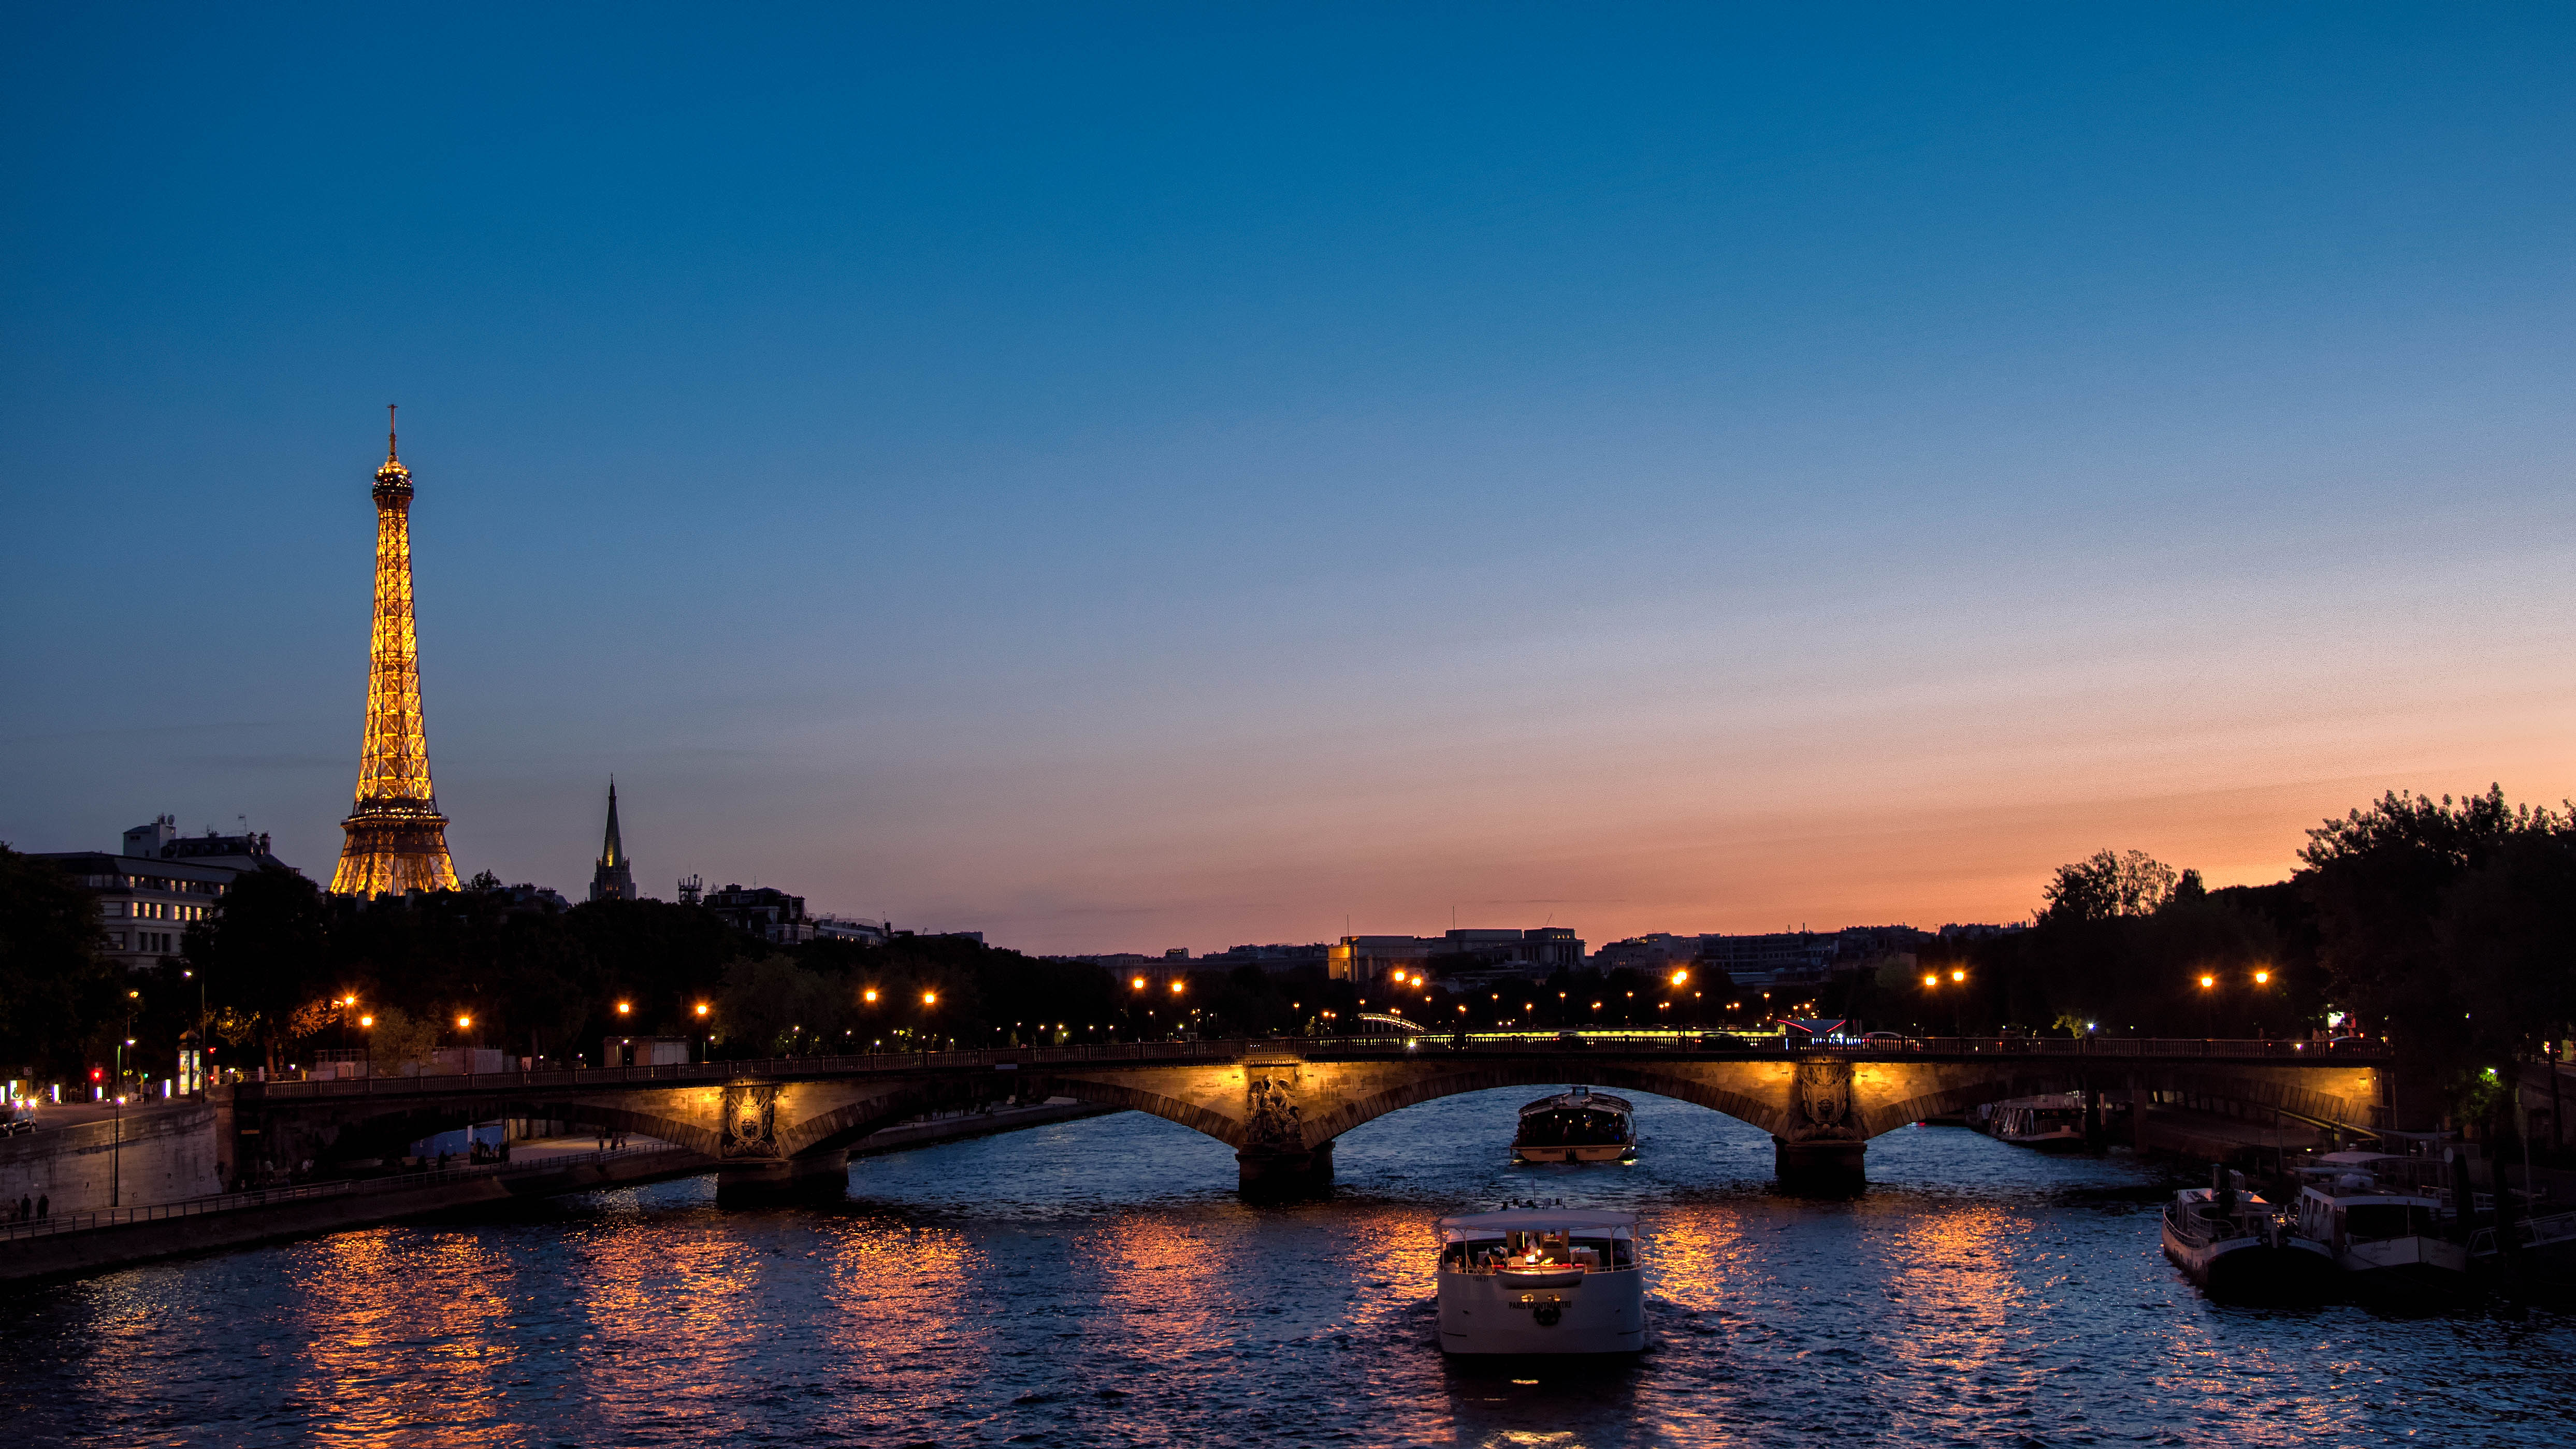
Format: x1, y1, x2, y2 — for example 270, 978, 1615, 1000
4, 5, 2572, 950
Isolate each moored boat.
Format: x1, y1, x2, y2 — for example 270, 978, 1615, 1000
1436, 1207, 1645, 1354
2160, 1175, 2293, 1298
1512, 1086, 1638, 1164
1990, 1093, 2088, 1152
2293, 1152, 2469, 1299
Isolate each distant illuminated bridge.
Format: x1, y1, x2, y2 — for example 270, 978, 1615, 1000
214, 1034, 2392, 1199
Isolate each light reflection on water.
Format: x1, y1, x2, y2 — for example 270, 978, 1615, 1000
2, 1088, 2570, 1446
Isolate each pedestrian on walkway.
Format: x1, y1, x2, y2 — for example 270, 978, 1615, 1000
36, 1194, 48, 1220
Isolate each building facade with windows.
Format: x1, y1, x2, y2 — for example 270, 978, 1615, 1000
703, 883, 815, 944
38, 816, 295, 972
1327, 928, 1586, 990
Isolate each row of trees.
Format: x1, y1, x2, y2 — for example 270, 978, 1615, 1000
1829, 787, 2572, 1132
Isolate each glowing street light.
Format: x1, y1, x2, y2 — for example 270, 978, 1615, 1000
922, 991, 939, 1006
358, 1015, 373, 1027
2199, 975, 2216, 990
1923, 973, 1938, 989
616, 1001, 631, 1016
695, 1002, 711, 1018
1133, 976, 1149, 991
863, 989, 879, 1004
1670, 969, 1689, 987
2253, 970, 2270, 985
1169, 980, 1185, 995
1950, 969, 1965, 983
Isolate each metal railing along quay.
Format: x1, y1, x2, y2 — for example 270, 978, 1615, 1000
211, 1033, 2388, 1103
0, 1142, 694, 1247
2470, 1209, 2576, 1259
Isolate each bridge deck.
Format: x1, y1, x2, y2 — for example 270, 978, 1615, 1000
215, 1034, 2384, 1104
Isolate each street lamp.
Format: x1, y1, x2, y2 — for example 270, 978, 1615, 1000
1927, 970, 1966, 1035
184, 968, 206, 1096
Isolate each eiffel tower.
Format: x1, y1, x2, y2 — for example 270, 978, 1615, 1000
329, 407, 459, 895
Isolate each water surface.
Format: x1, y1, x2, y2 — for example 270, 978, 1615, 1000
4, 1088, 2567, 1446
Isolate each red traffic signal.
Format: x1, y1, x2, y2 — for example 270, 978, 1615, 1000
89, 1068, 104, 1082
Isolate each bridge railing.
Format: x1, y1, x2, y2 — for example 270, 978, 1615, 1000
212, 1033, 2386, 1104
1290, 1033, 2386, 1061
220, 1039, 1272, 1101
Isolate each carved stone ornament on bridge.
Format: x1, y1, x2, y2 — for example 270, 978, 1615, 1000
720, 1083, 781, 1158
1786, 1057, 1863, 1141
1243, 1071, 1305, 1149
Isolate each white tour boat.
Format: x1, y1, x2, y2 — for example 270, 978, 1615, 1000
2159, 1168, 2333, 1299
2293, 1152, 2469, 1297
1511, 1087, 1639, 1164
1436, 1207, 1645, 1355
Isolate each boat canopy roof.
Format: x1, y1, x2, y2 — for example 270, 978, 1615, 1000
1519, 1089, 1634, 1115
2313, 1151, 2406, 1166
1439, 1208, 1636, 1240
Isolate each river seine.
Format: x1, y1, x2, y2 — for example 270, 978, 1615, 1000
4, 1088, 2569, 1446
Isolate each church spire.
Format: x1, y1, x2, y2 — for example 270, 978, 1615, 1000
590, 777, 638, 903
601, 777, 624, 867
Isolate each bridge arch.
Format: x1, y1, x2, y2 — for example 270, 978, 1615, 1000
781, 1075, 1047, 1158
1858, 1065, 2088, 1139
1032, 1073, 1258, 1148
1300, 1062, 1796, 1146
288, 1094, 720, 1166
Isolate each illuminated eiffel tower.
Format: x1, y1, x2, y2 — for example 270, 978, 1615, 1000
328, 407, 460, 895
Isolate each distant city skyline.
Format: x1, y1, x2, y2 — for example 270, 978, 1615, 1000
5, 8, 2573, 954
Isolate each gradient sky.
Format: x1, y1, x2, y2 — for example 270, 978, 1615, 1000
5, 5, 2572, 953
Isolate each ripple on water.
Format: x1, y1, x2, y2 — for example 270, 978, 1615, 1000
1, 1087, 2568, 1447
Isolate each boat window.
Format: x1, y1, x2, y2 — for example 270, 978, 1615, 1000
2343, 1204, 2429, 1239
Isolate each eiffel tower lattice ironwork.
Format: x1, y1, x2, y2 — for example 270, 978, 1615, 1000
329, 407, 459, 895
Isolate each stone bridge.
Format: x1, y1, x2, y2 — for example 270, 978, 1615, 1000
214, 1036, 2390, 1198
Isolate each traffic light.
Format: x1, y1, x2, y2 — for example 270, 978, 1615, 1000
89, 1068, 104, 1083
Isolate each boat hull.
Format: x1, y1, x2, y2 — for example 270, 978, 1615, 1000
1439, 1268, 1645, 1355
1999, 1131, 2087, 1154
1511, 1143, 1636, 1164
2279, 1236, 2341, 1298
2162, 1222, 2281, 1298
2338, 1236, 2471, 1299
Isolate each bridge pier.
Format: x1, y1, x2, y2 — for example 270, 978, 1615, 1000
715, 1150, 848, 1205
1772, 1137, 1865, 1194
1237, 1139, 1334, 1200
